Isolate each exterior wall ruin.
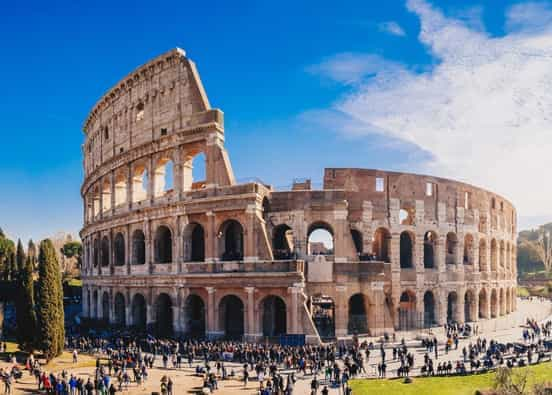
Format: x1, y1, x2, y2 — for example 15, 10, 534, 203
80, 49, 517, 343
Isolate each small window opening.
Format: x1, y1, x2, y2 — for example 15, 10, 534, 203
161, 128, 168, 136
426, 182, 434, 196
464, 192, 471, 209
375, 177, 384, 192
104, 127, 109, 140
136, 103, 145, 121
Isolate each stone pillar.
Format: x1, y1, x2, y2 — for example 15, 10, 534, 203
289, 287, 299, 334
244, 205, 257, 262
369, 282, 386, 335
97, 288, 103, 321
148, 156, 154, 203
110, 170, 116, 214
125, 288, 132, 325
333, 208, 350, 263
205, 211, 216, 263
436, 289, 447, 326
456, 288, 465, 324
206, 287, 219, 338
244, 287, 257, 340
98, 177, 104, 219
335, 285, 348, 337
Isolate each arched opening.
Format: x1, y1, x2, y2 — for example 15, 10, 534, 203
114, 170, 127, 207
400, 231, 414, 268
135, 102, 145, 121
348, 293, 369, 334
311, 294, 335, 339
219, 220, 244, 261
479, 239, 487, 271
131, 294, 147, 331
350, 229, 363, 257
131, 163, 148, 203
479, 289, 489, 319
373, 228, 391, 262
262, 296, 287, 337
182, 152, 207, 192
132, 230, 146, 265
114, 293, 126, 326
490, 289, 498, 318
184, 295, 205, 338
219, 295, 244, 339
446, 233, 458, 265
424, 231, 437, 269
464, 290, 475, 322
101, 178, 112, 212
491, 239, 498, 271
423, 291, 436, 328
155, 293, 173, 337
114, 233, 125, 266
183, 223, 205, 262
272, 224, 294, 260
153, 157, 174, 197
100, 236, 110, 267
307, 222, 334, 255
91, 187, 100, 218
93, 238, 100, 267
463, 234, 474, 265
154, 225, 173, 264
398, 291, 417, 330
92, 290, 98, 318
101, 292, 110, 322
447, 292, 458, 323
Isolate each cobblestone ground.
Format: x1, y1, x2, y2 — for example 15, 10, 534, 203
4, 298, 552, 394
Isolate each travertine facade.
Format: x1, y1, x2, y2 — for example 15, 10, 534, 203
80, 49, 517, 343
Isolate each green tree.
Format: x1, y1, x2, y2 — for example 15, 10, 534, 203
17, 246, 37, 351
36, 239, 65, 360
61, 241, 82, 269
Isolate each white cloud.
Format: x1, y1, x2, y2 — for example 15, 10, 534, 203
306, 53, 404, 85
505, 2, 552, 33
379, 21, 407, 37
307, 0, 552, 223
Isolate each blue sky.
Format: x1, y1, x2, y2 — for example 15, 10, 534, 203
2, 0, 552, 242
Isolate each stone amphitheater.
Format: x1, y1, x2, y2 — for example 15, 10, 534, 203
80, 48, 517, 343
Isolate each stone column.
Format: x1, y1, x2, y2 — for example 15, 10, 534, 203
333, 209, 349, 263
98, 177, 104, 219
206, 287, 218, 339
335, 285, 348, 337
148, 156, 155, 203
127, 164, 133, 210
456, 288, 465, 324
244, 205, 257, 262
125, 288, 132, 325
110, 170, 116, 214
205, 211, 216, 263
436, 289, 447, 326
244, 287, 257, 340
289, 287, 300, 334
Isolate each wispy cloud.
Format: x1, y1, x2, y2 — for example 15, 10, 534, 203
505, 2, 552, 33
305, 0, 552, 223
378, 21, 406, 37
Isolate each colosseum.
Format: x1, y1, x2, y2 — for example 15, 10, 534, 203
80, 48, 518, 343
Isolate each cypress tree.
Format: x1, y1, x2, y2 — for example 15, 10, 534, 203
17, 254, 37, 350
15, 240, 26, 346
36, 239, 65, 360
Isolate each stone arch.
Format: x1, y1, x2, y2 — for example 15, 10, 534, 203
400, 231, 414, 269
184, 294, 205, 338
447, 291, 458, 323
131, 293, 147, 330
155, 293, 174, 337
479, 288, 489, 319
182, 151, 207, 192
101, 177, 112, 212
350, 229, 363, 256
132, 229, 146, 265
307, 221, 334, 255
154, 225, 173, 264
113, 169, 127, 207
463, 234, 475, 265
219, 295, 244, 339
479, 239, 487, 271
101, 291, 110, 322
490, 289, 498, 318
491, 239, 498, 271
114, 292, 126, 326
101, 236, 110, 267
153, 155, 174, 197
311, 294, 335, 338
93, 238, 100, 267
464, 289, 476, 322
114, 232, 125, 266
219, 219, 244, 261
183, 222, 205, 262
348, 293, 369, 335
423, 290, 436, 328
398, 290, 417, 330
272, 224, 294, 260
92, 290, 98, 318
131, 161, 148, 203
261, 295, 287, 337
446, 232, 458, 265
423, 231, 437, 269
373, 227, 391, 262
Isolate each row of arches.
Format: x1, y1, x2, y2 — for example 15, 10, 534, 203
87, 290, 288, 339
88, 219, 245, 267
86, 152, 206, 222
